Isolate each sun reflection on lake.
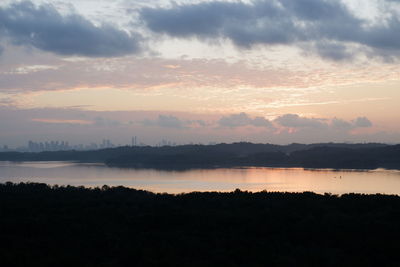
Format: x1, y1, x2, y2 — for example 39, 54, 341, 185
1, 161, 400, 194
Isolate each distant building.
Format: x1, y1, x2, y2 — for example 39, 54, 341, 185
132, 136, 138, 146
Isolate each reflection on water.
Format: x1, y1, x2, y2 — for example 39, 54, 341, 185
1, 161, 400, 194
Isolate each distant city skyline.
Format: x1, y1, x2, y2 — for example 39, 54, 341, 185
0, 137, 194, 152
0, 137, 394, 153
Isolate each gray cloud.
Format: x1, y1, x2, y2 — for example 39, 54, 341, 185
353, 117, 373, 128
312, 41, 353, 61
142, 115, 206, 129
144, 115, 184, 128
0, 97, 15, 107
0, 107, 388, 147
93, 117, 122, 127
218, 113, 273, 128
332, 117, 372, 129
275, 114, 326, 128
331, 117, 353, 129
0, 1, 141, 57
140, 0, 400, 60
277, 114, 373, 130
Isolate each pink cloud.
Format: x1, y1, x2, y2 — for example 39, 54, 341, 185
31, 118, 93, 125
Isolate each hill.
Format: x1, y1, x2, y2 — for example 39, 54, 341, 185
0, 142, 398, 170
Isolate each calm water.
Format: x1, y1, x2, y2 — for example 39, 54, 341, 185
1, 161, 400, 194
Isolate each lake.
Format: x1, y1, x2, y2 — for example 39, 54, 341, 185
1, 161, 400, 194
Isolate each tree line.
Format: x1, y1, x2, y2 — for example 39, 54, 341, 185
1, 182, 400, 266
0, 142, 398, 170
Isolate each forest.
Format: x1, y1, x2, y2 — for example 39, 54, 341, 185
1, 182, 400, 266
0, 142, 399, 170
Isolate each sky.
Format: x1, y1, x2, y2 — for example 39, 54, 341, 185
0, 0, 399, 147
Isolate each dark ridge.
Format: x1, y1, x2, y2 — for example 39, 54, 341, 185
0, 142, 398, 170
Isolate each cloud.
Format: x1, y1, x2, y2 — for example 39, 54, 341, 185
331, 118, 353, 129
0, 97, 15, 107
218, 113, 273, 128
7, 65, 59, 75
331, 117, 372, 129
0, 107, 390, 147
141, 115, 206, 129
275, 114, 326, 128
353, 117, 373, 128
140, 0, 400, 60
276, 114, 373, 130
31, 118, 93, 125
93, 117, 122, 127
312, 41, 353, 61
143, 115, 183, 128
0, 1, 141, 57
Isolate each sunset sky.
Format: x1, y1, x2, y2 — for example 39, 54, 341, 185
0, 0, 399, 146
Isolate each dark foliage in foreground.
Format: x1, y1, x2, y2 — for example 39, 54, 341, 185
1, 183, 400, 266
